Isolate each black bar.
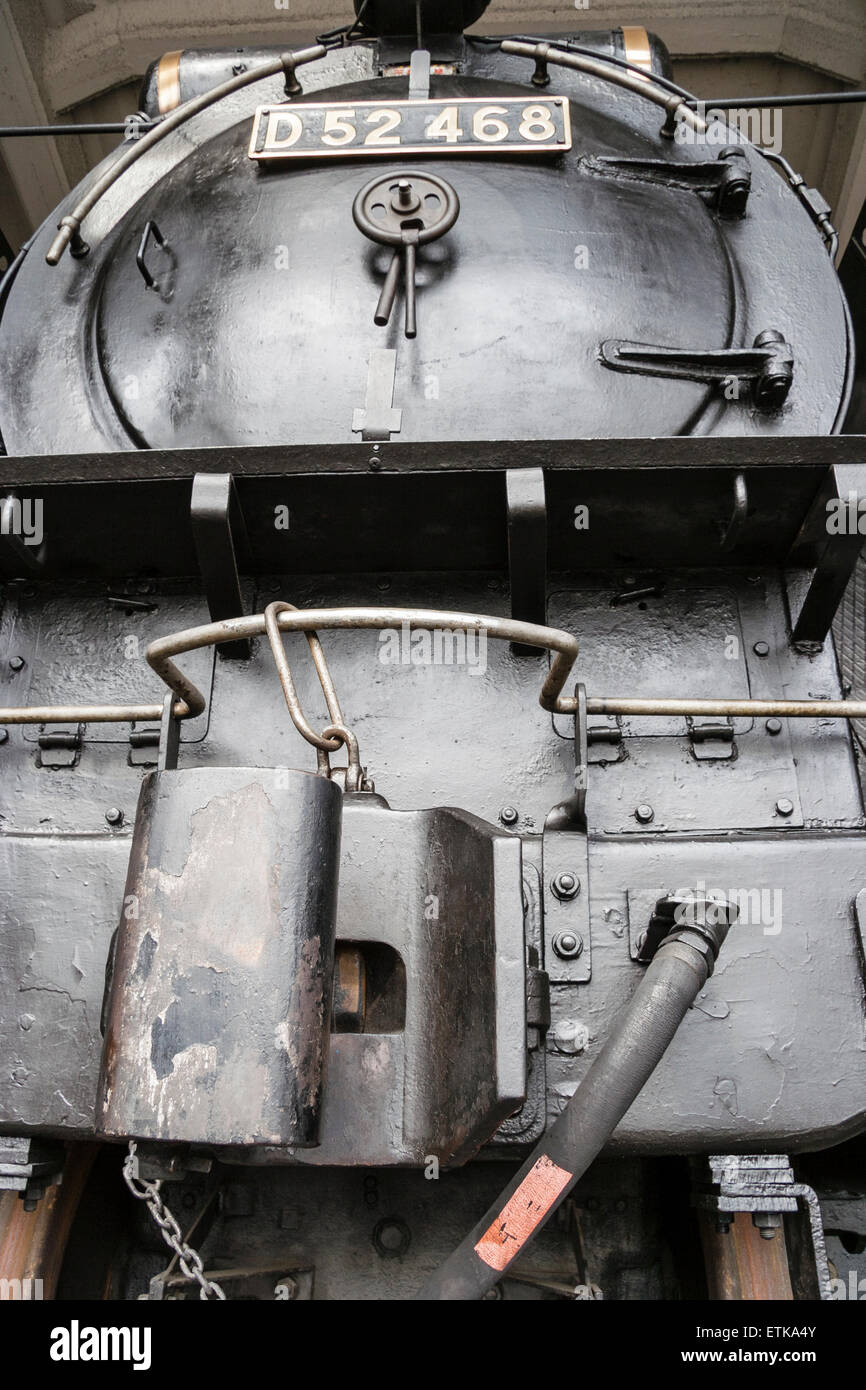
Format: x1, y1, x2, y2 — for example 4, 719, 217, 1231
789, 461, 866, 646
190, 473, 250, 659
1, 435, 864, 487
688, 91, 866, 110
0, 122, 155, 137
506, 467, 547, 646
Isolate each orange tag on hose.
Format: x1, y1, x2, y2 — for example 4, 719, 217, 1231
474, 1155, 572, 1271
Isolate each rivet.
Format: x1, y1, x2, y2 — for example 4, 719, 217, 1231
105, 807, 124, 826
775, 798, 794, 818
753, 641, 770, 657
499, 805, 519, 826
635, 803, 654, 824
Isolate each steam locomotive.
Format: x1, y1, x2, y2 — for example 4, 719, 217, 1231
0, 0, 864, 1302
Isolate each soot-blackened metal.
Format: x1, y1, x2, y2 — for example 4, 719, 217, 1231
97, 766, 342, 1149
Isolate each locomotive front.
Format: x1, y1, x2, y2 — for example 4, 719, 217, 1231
0, 0, 863, 1304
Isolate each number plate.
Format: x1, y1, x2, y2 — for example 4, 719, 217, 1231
248, 96, 571, 161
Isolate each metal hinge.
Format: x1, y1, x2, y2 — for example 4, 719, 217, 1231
688, 717, 735, 760
128, 720, 161, 767
587, 716, 624, 764
37, 722, 82, 768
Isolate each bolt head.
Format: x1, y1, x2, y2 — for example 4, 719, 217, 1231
105, 807, 124, 826
0, 728, 7, 744
8, 656, 24, 671
553, 930, 584, 959
499, 805, 519, 826
765, 718, 782, 735
635, 803, 654, 824
553, 1018, 590, 1054
552, 871, 580, 900
753, 641, 770, 657
775, 798, 794, 818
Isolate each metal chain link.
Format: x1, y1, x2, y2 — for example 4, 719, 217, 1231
122, 1142, 225, 1301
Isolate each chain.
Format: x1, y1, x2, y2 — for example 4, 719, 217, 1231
122, 1142, 225, 1301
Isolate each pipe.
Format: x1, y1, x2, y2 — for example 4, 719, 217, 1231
500, 39, 706, 134
418, 907, 734, 1300
45, 45, 326, 265
690, 91, 866, 110
585, 695, 865, 719
1, 607, 866, 727
0, 123, 155, 137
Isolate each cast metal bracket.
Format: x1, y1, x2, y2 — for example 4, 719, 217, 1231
506, 467, 547, 647
720, 472, 749, 551
696, 1154, 833, 1301
584, 146, 751, 217
787, 460, 866, 647
600, 330, 794, 410
543, 684, 590, 983
190, 473, 250, 659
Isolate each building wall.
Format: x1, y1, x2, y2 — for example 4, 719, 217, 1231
0, 0, 864, 258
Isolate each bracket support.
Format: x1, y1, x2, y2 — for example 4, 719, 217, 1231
788, 461, 866, 647
506, 467, 547, 650
190, 473, 250, 659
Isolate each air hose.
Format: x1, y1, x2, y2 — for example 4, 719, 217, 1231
418, 895, 736, 1300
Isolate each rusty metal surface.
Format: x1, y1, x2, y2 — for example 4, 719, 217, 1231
0, 1143, 97, 1298
699, 1210, 794, 1301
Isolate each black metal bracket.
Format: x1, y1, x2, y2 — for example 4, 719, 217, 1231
543, 685, 591, 982
584, 145, 751, 216
158, 691, 181, 772
506, 466, 547, 650
694, 1155, 833, 1301
600, 330, 794, 410
720, 472, 749, 551
788, 461, 866, 647
190, 473, 250, 659
545, 683, 588, 833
